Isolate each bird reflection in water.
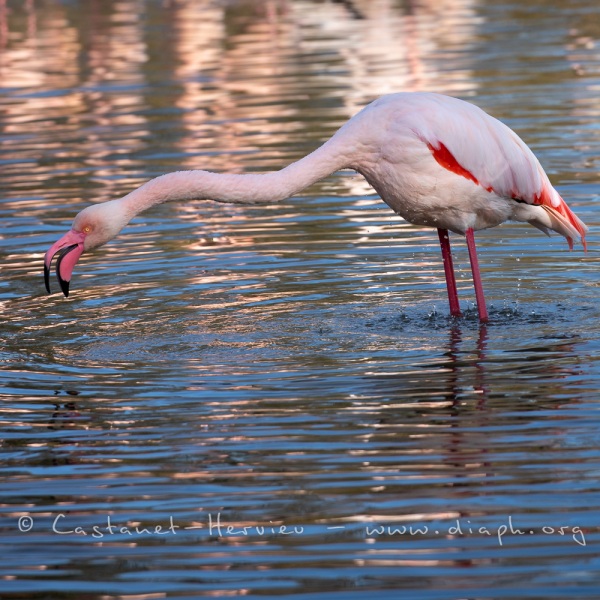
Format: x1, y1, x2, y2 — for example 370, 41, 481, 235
363, 321, 579, 409
445, 324, 489, 407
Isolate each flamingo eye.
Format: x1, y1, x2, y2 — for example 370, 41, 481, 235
82, 225, 92, 234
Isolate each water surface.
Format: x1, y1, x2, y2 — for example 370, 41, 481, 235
1, 0, 600, 598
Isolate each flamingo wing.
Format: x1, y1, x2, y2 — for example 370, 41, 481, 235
405, 93, 587, 248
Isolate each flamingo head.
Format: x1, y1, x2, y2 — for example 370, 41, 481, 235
44, 201, 130, 297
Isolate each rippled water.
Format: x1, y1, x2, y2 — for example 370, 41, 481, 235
2, 0, 600, 598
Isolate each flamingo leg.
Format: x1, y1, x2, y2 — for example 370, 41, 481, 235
465, 228, 489, 323
437, 228, 461, 317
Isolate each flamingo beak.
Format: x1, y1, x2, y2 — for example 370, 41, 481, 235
44, 230, 87, 297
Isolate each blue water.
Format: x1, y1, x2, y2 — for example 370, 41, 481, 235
1, 0, 600, 598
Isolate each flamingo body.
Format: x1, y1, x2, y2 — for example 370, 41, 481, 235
44, 92, 587, 321
345, 94, 585, 241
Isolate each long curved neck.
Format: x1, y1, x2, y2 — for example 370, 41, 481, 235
120, 134, 353, 219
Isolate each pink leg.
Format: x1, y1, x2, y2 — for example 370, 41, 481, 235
437, 228, 461, 317
465, 228, 489, 323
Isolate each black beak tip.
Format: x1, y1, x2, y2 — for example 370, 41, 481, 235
59, 278, 70, 298
44, 264, 51, 294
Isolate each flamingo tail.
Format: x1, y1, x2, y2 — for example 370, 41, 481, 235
538, 202, 588, 251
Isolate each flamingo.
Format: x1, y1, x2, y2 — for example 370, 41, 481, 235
44, 92, 587, 322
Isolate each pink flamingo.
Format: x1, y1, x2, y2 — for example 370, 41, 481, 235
45, 92, 587, 322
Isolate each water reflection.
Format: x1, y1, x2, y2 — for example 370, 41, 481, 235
360, 318, 582, 409
1, 312, 592, 592
0, 0, 480, 192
